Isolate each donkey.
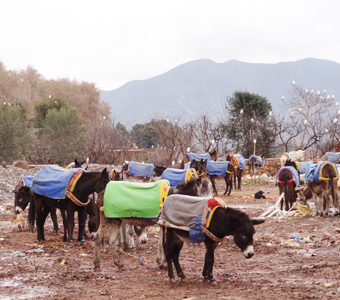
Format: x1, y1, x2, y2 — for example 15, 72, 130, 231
92, 178, 199, 271
121, 161, 154, 182
162, 201, 265, 284
247, 155, 264, 183
276, 167, 299, 211
29, 167, 110, 241
181, 149, 218, 168
226, 154, 245, 190
14, 159, 84, 233
307, 162, 340, 216
194, 159, 234, 196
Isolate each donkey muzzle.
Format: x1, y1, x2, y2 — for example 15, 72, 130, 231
243, 245, 254, 259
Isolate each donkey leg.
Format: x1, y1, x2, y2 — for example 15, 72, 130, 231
108, 221, 124, 268
77, 207, 86, 241
116, 222, 126, 249
223, 177, 229, 196
156, 226, 166, 267
128, 225, 136, 249
324, 193, 330, 216
210, 177, 218, 196
66, 203, 76, 241
59, 209, 67, 242
50, 208, 59, 233
203, 240, 218, 284
315, 194, 321, 216
36, 202, 50, 241
172, 242, 186, 281
164, 229, 178, 282
93, 224, 104, 271
332, 191, 340, 213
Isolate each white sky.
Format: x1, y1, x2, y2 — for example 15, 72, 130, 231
1, 0, 340, 91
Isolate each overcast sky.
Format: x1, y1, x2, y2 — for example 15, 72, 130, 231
1, 0, 340, 91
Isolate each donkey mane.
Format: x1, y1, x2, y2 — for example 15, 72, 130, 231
224, 207, 251, 221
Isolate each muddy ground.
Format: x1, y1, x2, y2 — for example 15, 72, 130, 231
1, 166, 340, 300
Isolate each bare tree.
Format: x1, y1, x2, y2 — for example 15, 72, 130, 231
279, 83, 337, 153
151, 119, 194, 166
189, 115, 225, 153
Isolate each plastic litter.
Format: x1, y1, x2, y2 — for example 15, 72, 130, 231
14, 253, 26, 257
32, 248, 44, 253
324, 283, 332, 288
289, 234, 303, 241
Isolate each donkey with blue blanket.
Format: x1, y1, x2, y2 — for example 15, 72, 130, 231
305, 161, 340, 216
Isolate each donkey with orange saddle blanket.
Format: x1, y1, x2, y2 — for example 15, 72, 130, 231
29, 165, 110, 241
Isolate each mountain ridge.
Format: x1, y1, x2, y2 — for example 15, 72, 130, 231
100, 58, 340, 127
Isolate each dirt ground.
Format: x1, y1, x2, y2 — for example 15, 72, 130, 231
1, 166, 340, 300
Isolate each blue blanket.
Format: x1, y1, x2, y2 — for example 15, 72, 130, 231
230, 154, 245, 170
296, 161, 313, 174
31, 166, 84, 199
128, 161, 154, 177
275, 166, 300, 186
161, 168, 195, 187
325, 152, 340, 163
305, 161, 338, 183
22, 176, 33, 187
206, 160, 230, 177
247, 155, 264, 166
186, 153, 211, 162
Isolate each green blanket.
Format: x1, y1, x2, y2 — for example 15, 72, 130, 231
103, 180, 170, 219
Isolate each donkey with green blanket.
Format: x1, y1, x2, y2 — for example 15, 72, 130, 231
92, 178, 200, 271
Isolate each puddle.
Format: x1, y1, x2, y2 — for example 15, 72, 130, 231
1, 279, 50, 299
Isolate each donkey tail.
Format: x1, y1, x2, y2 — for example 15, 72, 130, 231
28, 192, 35, 231
330, 175, 336, 208
284, 179, 289, 210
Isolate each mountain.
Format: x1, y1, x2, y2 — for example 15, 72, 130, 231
100, 58, 340, 127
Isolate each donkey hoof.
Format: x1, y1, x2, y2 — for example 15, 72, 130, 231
181, 277, 188, 283
211, 280, 218, 286
169, 278, 176, 284
94, 266, 101, 272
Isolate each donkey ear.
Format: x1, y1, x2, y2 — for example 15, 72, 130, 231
101, 167, 108, 177
251, 218, 265, 225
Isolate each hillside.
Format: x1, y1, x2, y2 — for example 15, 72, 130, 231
100, 58, 340, 126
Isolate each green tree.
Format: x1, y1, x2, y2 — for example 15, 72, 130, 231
42, 107, 87, 165
34, 97, 69, 127
0, 104, 33, 163
130, 122, 158, 148
116, 122, 129, 136
224, 91, 274, 157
